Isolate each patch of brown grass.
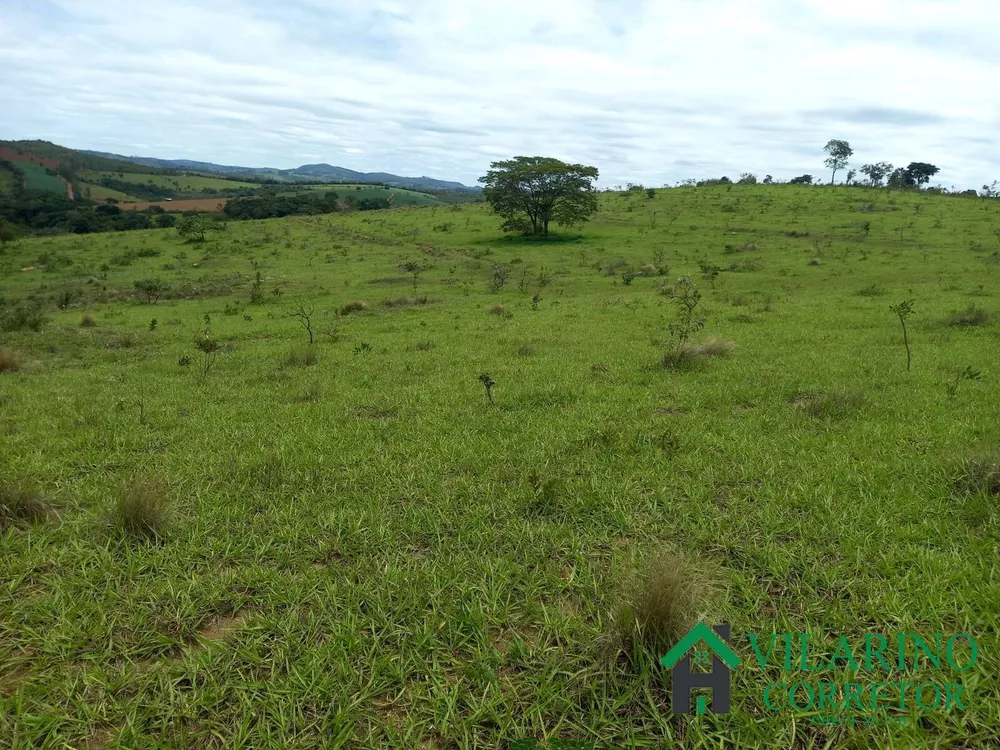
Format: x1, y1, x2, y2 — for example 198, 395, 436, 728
662, 338, 735, 368
340, 299, 367, 315
0, 481, 52, 529
0, 347, 23, 374
111, 475, 173, 540
598, 550, 714, 666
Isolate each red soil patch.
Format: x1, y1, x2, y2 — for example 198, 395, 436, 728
120, 198, 229, 213
0, 147, 59, 169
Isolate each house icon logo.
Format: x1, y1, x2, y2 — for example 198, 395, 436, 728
660, 622, 741, 715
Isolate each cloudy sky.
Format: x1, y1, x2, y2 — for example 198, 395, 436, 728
1, 0, 998, 189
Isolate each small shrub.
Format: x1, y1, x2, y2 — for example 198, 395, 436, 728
489, 303, 511, 318
285, 345, 320, 367
110, 476, 173, 540
341, 299, 366, 315
599, 550, 712, 666
948, 305, 990, 327
0, 347, 23, 374
1, 301, 47, 332
407, 341, 435, 351
177, 355, 192, 367
639, 264, 659, 277
808, 258, 822, 266
80, 314, 97, 327
0, 482, 52, 529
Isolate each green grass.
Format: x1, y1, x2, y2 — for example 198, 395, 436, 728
17, 161, 67, 195
77, 182, 138, 202
82, 170, 261, 192
2, 186, 1000, 748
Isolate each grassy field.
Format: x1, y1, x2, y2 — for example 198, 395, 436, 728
77, 183, 138, 203
2, 186, 999, 748
16, 161, 68, 195
80, 170, 261, 193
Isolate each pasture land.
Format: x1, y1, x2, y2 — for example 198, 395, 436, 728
80, 170, 261, 193
2, 186, 1000, 748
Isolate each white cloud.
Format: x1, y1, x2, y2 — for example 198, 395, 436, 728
0, 0, 997, 189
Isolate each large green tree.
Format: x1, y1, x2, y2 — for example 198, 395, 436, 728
478, 156, 599, 236
905, 162, 940, 188
823, 139, 853, 184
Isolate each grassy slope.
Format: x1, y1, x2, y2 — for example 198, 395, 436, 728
80, 170, 261, 192
16, 161, 67, 195
77, 183, 137, 202
1, 186, 1000, 749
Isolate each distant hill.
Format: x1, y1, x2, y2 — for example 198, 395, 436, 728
82, 151, 481, 193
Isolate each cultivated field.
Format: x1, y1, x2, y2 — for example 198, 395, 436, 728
2, 186, 999, 748
16, 161, 69, 196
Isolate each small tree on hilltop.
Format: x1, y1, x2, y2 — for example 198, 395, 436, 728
905, 162, 940, 189
479, 156, 599, 237
823, 139, 853, 184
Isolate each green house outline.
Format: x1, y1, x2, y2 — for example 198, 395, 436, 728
660, 622, 741, 670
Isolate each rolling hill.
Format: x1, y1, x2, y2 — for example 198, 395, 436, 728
82, 150, 481, 192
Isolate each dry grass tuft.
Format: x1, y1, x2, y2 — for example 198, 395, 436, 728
0, 481, 52, 529
953, 454, 1000, 497
599, 550, 713, 666
284, 345, 320, 367
340, 299, 367, 315
948, 304, 990, 327
662, 338, 735, 368
0, 347, 23, 374
111, 476, 173, 540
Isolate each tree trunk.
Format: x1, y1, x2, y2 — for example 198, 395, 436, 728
543, 218, 549, 236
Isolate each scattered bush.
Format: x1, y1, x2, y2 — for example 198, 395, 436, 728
0, 482, 52, 529
1, 301, 47, 332
639, 264, 660, 277
341, 299, 367, 315
110, 476, 173, 540
0, 347, 23, 374
948, 305, 990, 327
599, 550, 713, 666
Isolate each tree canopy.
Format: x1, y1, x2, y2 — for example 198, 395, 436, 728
478, 156, 599, 237
823, 139, 853, 184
